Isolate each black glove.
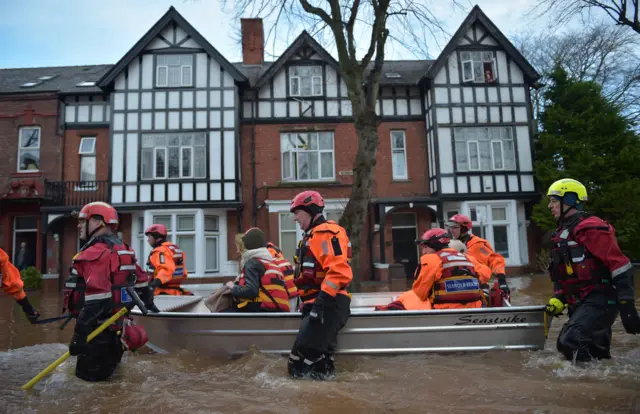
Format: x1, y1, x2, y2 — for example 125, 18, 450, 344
139, 287, 160, 313
69, 324, 90, 356
17, 297, 40, 324
497, 274, 510, 295
309, 291, 334, 324
618, 300, 640, 334
150, 278, 162, 291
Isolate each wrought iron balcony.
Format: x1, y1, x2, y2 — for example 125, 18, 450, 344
44, 180, 110, 208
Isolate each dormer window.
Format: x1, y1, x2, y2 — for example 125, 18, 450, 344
461, 51, 497, 84
289, 65, 322, 97
156, 54, 193, 88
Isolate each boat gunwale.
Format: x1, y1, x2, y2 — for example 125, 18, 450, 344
131, 304, 547, 318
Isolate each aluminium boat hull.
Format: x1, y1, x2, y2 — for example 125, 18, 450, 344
130, 293, 551, 357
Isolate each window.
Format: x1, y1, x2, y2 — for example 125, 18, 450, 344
461, 51, 497, 83
79, 137, 96, 182
469, 204, 509, 258
141, 132, 206, 180
390, 131, 408, 180
454, 127, 516, 172
281, 132, 335, 181
289, 66, 322, 96
156, 54, 193, 87
17, 127, 40, 172
151, 213, 197, 272
137, 216, 146, 263
204, 215, 219, 272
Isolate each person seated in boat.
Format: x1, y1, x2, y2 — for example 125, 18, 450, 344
144, 224, 193, 296
266, 241, 300, 309
224, 228, 291, 313
375, 233, 491, 311
287, 191, 352, 380
544, 178, 640, 362
1, 247, 40, 323
446, 214, 510, 299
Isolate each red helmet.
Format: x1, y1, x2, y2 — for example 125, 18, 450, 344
145, 224, 168, 238
416, 228, 451, 246
290, 190, 324, 213
447, 214, 472, 231
78, 202, 119, 230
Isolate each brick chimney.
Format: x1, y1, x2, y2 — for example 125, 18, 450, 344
241, 18, 264, 65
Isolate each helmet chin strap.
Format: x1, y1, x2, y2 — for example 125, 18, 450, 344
81, 222, 105, 244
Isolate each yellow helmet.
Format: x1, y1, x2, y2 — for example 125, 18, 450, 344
547, 178, 588, 203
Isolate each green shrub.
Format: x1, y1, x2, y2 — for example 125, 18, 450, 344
20, 266, 42, 290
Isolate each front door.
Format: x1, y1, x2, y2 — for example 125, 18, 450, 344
391, 213, 418, 279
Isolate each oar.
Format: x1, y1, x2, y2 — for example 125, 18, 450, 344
33, 315, 71, 325
21, 288, 147, 391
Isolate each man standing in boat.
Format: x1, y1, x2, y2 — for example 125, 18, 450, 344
1, 247, 40, 323
287, 190, 352, 380
266, 241, 300, 310
446, 214, 510, 298
144, 224, 193, 296
544, 178, 640, 362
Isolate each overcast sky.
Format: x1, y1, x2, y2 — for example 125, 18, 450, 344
0, 0, 580, 69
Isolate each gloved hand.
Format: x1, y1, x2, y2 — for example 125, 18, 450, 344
309, 291, 333, 324
69, 325, 90, 356
546, 296, 565, 316
139, 287, 161, 313
618, 300, 640, 334
17, 297, 40, 324
497, 274, 510, 295
150, 278, 162, 291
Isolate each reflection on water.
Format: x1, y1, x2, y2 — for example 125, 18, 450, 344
1, 275, 639, 414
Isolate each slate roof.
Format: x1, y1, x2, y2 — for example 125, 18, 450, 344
0, 64, 112, 95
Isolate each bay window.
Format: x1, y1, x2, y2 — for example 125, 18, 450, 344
281, 131, 335, 181
141, 132, 206, 180
137, 211, 223, 276
454, 127, 516, 172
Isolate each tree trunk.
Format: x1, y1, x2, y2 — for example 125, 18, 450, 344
339, 109, 379, 287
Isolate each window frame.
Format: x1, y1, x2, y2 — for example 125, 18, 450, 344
288, 65, 323, 97
460, 50, 498, 84
390, 130, 409, 180
17, 126, 41, 173
77, 137, 97, 190
454, 127, 516, 173
141, 132, 207, 181
155, 54, 194, 88
280, 131, 335, 182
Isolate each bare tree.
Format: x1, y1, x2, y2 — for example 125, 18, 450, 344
531, 0, 640, 34
222, 0, 461, 281
514, 22, 640, 125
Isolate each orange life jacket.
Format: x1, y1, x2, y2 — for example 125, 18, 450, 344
236, 258, 291, 312
431, 250, 484, 305
266, 242, 299, 298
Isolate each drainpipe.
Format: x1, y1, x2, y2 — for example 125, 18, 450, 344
251, 94, 257, 227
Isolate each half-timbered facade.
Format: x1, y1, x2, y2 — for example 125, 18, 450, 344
422, 6, 539, 267
94, 8, 247, 278
0, 4, 540, 286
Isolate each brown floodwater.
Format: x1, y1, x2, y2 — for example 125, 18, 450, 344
1, 275, 639, 414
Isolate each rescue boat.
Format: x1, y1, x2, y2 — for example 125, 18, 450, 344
130, 293, 552, 357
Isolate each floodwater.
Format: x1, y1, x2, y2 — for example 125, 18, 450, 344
1, 275, 639, 414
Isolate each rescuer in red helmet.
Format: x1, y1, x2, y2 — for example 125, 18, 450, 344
144, 223, 192, 296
